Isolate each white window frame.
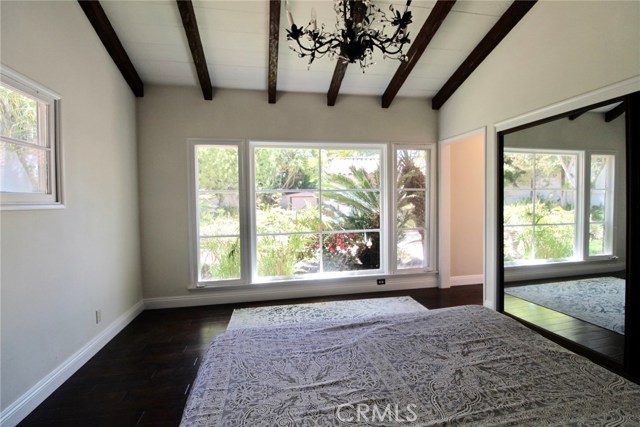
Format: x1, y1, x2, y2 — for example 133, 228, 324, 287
584, 151, 617, 260
391, 144, 437, 275
1, 65, 63, 210
504, 147, 617, 266
189, 140, 436, 288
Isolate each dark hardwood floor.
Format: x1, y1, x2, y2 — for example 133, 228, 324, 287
504, 294, 625, 364
18, 285, 482, 427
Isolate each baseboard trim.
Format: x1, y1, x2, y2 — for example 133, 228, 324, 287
144, 276, 438, 309
450, 274, 484, 287
0, 300, 144, 427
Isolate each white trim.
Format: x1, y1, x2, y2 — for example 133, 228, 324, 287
450, 274, 484, 287
495, 76, 640, 132
0, 301, 144, 427
145, 275, 437, 309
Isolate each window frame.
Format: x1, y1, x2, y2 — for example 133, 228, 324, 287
1, 65, 63, 210
504, 147, 617, 267
189, 139, 435, 288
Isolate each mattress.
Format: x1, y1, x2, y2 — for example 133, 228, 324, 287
180, 305, 640, 426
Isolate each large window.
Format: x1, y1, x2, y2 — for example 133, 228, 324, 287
190, 141, 434, 287
1, 66, 62, 209
504, 149, 615, 265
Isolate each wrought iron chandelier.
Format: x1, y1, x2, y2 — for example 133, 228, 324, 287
285, 0, 413, 71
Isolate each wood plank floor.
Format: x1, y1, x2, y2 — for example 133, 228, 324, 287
18, 285, 482, 427
504, 294, 624, 364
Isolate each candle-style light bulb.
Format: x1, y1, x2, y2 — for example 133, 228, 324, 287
285, 1, 295, 28
311, 8, 317, 31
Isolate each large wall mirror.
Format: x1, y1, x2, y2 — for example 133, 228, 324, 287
498, 90, 639, 379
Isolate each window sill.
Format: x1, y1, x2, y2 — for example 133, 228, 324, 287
505, 257, 625, 282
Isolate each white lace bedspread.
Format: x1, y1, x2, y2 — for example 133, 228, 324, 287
181, 305, 640, 426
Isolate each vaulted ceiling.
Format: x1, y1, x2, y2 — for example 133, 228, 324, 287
81, 0, 536, 109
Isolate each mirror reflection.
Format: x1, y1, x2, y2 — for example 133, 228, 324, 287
502, 100, 626, 364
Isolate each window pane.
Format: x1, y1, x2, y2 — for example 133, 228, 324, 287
535, 190, 576, 225
504, 226, 533, 263
534, 154, 577, 189
590, 190, 606, 221
199, 237, 241, 281
323, 232, 380, 271
398, 190, 426, 228
591, 155, 612, 190
322, 191, 380, 231
397, 229, 425, 269
504, 190, 533, 226
0, 141, 48, 193
199, 192, 239, 236
589, 224, 606, 256
255, 148, 319, 190
256, 234, 320, 277
0, 85, 39, 144
197, 145, 238, 191
256, 192, 319, 233
534, 225, 575, 260
322, 149, 380, 189
397, 149, 427, 188
504, 152, 533, 189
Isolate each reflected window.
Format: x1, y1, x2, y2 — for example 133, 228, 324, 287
504, 149, 615, 265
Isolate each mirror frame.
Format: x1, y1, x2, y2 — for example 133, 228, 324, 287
497, 90, 639, 383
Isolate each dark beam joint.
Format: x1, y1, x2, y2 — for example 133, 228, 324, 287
77, 0, 144, 97
605, 102, 626, 122
177, 0, 213, 100
432, 0, 537, 110
568, 112, 585, 121
268, 0, 281, 104
382, 0, 456, 108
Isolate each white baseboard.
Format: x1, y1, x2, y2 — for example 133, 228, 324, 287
0, 300, 145, 427
449, 274, 483, 287
145, 276, 438, 309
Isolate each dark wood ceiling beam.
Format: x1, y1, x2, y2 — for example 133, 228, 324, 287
268, 0, 281, 104
431, 0, 537, 110
381, 0, 456, 109
605, 102, 625, 122
177, 0, 213, 100
327, 60, 349, 106
77, 0, 144, 97
568, 112, 585, 121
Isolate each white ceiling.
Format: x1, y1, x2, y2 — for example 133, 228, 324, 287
100, 0, 513, 100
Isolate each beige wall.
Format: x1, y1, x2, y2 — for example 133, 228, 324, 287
450, 134, 484, 278
0, 0, 142, 417
437, 0, 640, 307
137, 86, 437, 304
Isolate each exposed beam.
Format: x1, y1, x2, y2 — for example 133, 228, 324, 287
381, 0, 456, 109
327, 60, 349, 106
432, 0, 537, 110
77, 0, 144, 97
605, 102, 626, 122
268, 0, 281, 104
568, 111, 585, 121
176, 0, 213, 100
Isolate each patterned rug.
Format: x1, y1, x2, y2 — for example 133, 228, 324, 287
505, 276, 625, 334
227, 296, 428, 330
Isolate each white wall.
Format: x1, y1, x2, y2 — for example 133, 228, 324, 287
138, 86, 437, 307
0, 1, 142, 423
437, 0, 640, 308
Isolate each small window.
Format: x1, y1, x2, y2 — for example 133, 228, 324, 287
1, 66, 62, 209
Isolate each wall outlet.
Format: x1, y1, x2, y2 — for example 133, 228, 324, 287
95, 309, 102, 324
377, 279, 386, 285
